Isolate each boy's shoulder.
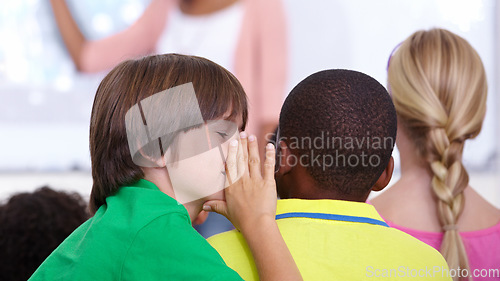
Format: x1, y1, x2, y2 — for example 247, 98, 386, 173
208, 230, 259, 281
209, 221, 452, 281
208, 229, 247, 253
381, 226, 451, 266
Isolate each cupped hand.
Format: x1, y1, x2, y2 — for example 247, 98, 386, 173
203, 132, 277, 233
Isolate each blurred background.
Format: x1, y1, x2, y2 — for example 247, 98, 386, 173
0, 0, 498, 210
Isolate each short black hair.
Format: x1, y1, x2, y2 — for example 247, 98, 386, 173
0, 187, 89, 281
278, 69, 397, 198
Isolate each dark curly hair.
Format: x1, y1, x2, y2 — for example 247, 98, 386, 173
0, 186, 89, 281
279, 69, 397, 199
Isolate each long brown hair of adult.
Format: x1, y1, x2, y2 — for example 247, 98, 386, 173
89, 54, 248, 214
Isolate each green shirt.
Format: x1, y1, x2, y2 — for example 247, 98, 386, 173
29, 179, 242, 281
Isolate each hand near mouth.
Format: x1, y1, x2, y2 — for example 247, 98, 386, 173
202, 132, 302, 281
204, 132, 276, 231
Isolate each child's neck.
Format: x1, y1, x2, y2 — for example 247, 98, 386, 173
283, 165, 369, 202
182, 199, 205, 222
143, 169, 205, 222
395, 131, 435, 199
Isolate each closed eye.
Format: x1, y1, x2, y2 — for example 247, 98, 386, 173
217, 132, 228, 138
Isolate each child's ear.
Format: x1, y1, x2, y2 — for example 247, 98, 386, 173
372, 157, 394, 192
276, 141, 292, 176
134, 143, 167, 168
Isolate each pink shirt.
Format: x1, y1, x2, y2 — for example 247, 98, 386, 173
367, 200, 500, 279
385, 221, 500, 280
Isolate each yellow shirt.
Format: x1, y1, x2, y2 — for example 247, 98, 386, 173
208, 199, 452, 280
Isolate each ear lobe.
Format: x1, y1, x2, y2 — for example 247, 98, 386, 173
372, 157, 394, 192
276, 141, 292, 176
134, 143, 167, 168
156, 154, 167, 168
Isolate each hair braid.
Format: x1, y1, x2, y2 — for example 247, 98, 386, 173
388, 28, 487, 281
427, 128, 470, 280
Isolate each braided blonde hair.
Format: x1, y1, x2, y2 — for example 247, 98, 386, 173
387, 29, 487, 280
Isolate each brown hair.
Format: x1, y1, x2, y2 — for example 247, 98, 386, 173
388, 29, 487, 279
89, 54, 247, 214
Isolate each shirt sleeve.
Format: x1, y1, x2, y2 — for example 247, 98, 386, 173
120, 213, 242, 281
254, 0, 288, 123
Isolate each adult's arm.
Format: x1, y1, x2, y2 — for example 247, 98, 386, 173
256, 0, 288, 143
204, 134, 302, 281
50, 0, 171, 72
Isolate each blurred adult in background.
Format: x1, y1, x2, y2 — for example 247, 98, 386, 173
372, 28, 500, 280
0, 186, 89, 281
50, 0, 288, 144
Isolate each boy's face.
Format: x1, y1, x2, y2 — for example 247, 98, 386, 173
125, 83, 245, 204
166, 116, 242, 204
